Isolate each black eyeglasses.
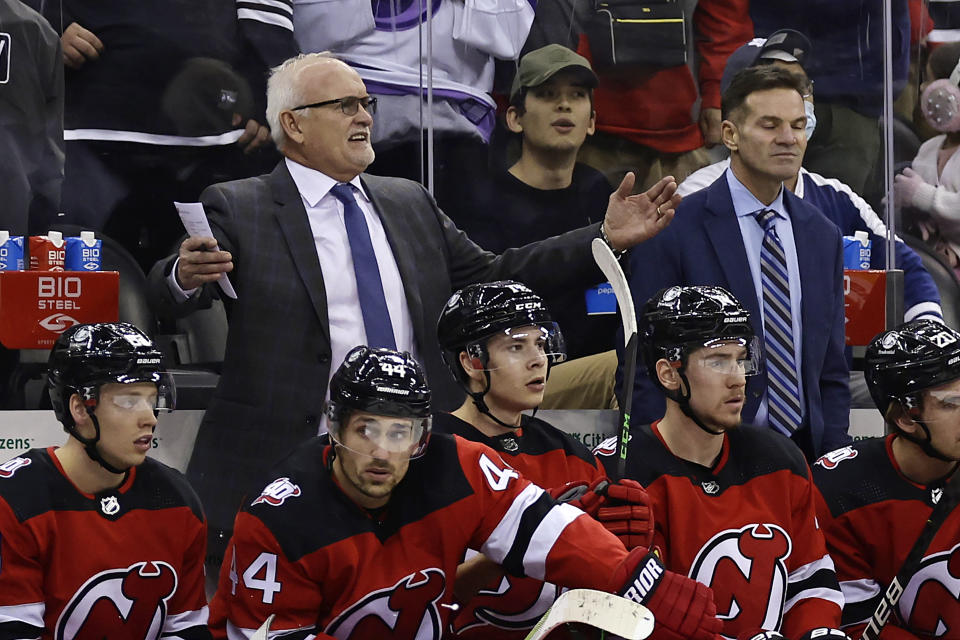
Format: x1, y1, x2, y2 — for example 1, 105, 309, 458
291, 95, 378, 116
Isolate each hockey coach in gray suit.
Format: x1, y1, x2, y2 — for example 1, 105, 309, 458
147, 51, 681, 553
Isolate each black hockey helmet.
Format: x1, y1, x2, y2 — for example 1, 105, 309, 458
641, 285, 757, 378
437, 280, 566, 387
640, 286, 760, 434
48, 322, 172, 429
866, 319, 960, 413
326, 346, 432, 457
47, 322, 174, 473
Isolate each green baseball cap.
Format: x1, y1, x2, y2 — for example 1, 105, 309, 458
509, 44, 599, 104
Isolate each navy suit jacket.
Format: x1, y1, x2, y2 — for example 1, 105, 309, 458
626, 173, 851, 459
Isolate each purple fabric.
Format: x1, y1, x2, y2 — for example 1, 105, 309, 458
362, 77, 496, 140
372, 0, 444, 31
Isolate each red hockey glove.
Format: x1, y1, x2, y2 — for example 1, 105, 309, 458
548, 478, 609, 518
596, 478, 655, 550
611, 547, 722, 640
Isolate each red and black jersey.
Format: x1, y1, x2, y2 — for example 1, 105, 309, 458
432, 413, 607, 639
209, 432, 629, 640
0, 447, 209, 640
812, 435, 960, 639
596, 423, 843, 640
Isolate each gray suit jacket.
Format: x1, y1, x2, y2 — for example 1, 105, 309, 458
148, 161, 603, 530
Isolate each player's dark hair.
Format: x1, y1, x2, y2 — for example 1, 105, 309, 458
721, 65, 806, 122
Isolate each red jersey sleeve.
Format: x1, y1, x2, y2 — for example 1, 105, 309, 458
0, 497, 46, 637
164, 512, 211, 637
453, 438, 629, 591
780, 469, 843, 639
210, 512, 324, 640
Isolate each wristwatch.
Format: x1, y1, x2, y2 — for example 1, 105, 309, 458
599, 222, 628, 261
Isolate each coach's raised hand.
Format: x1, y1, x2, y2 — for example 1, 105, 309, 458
602, 172, 681, 250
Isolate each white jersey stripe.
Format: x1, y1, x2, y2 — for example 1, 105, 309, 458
787, 553, 836, 583
237, 8, 294, 30
480, 483, 545, 566
238, 0, 293, 14
164, 605, 209, 631
839, 577, 882, 604
0, 601, 44, 626
520, 503, 582, 581
783, 585, 845, 614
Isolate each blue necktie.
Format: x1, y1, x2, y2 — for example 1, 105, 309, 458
330, 183, 397, 350
755, 209, 802, 435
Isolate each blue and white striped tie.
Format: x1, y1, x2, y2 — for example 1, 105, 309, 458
755, 209, 802, 435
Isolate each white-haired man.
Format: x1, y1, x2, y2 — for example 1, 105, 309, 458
146, 52, 682, 563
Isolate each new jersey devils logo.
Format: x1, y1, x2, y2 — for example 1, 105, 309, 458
325, 568, 446, 639
56, 561, 178, 639
593, 436, 618, 457
690, 524, 792, 638
0, 457, 31, 478
252, 477, 302, 506
814, 447, 858, 470
897, 542, 960, 636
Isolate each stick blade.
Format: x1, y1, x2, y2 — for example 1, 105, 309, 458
524, 589, 655, 640
591, 238, 638, 339
250, 614, 276, 640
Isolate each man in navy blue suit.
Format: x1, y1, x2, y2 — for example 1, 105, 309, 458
625, 65, 851, 460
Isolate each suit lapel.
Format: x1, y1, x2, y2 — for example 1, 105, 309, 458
270, 163, 331, 343
703, 179, 762, 326
702, 178, 766, 421
361, 174, 426, 345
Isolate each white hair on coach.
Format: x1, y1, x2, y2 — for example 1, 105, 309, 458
266, 51, 344, 150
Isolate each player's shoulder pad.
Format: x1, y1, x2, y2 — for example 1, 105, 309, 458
811, 437, 900, 517
0, 449, 57, 522
518, 415, 598, 465
132, 458, 206, 522
596, 424, 664, 483
245, 436, 329, 516
727, 425, 812, 479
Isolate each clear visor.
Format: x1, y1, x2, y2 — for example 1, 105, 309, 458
683, 337, 762, 377
466, 323, 567, 373
329, 413, 431, 455
92, 373, 176, 414
911, 388, 960, 424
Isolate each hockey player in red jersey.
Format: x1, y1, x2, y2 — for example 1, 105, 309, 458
434, 280, 655, 639
812, 319, 960, 639
209, 345, 721, 640
596, 286, 844, 639
0, 322, 210, 639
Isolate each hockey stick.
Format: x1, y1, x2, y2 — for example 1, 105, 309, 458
524, 588, 655, 640
592, 238, 638, 480
250, 614, 276, 640
860, 470, 960, 640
